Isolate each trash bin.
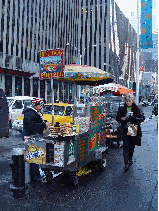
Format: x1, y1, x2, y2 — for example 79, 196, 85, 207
10, 148, 25, 191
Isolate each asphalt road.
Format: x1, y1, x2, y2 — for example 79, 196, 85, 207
0, 106, 158, 211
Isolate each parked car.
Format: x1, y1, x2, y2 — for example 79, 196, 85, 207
12, 103, 74, 134
7, 96, 40, 124
0, 89, 10, 138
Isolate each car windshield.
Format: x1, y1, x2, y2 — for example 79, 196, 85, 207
54, 105, 65, 115
65, 106, 73, 116
12, 100, 23, 109
43, 105, 65, 116
43, 105, 52, 114
7, 99, 14, 107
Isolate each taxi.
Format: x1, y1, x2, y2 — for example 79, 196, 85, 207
12, 103, 74, 133
42, 103, 73, 124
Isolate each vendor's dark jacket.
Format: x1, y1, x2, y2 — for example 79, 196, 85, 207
22, 106, 46, 137
116, 103, 145, 146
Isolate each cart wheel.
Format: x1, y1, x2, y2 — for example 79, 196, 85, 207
71, 175, 78, 186
45, 171, 53, 183
98, 158, 107, 172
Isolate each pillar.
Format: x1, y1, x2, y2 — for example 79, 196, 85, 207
67, 84, 69, 103
62, 82, 64, 102
57, 82, 59, 101
22, 77, 24, 96
71, 84, 74, 102
38, 80, 40, 98
45, 80, 47, 103
77, 85, 81, 102
12, 75, 15, 97
30, 78, 33, 97
1, 74, 5, 92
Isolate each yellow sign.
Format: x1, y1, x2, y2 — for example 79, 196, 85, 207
25, 144, 46, 164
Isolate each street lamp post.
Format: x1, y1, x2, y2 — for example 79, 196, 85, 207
135, 0, 140, 105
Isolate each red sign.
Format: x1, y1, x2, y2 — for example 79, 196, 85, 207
39, 49, 64, 79
0, 68, 33, 77
139, 66, 143, 71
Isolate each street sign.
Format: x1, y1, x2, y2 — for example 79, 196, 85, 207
39, 49, 64, 79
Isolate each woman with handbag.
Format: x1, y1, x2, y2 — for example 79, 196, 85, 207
116, 93, 145, 171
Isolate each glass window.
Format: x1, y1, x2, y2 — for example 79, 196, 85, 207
65, 106, 73, 116
12, 100, 23, 109
40, 80, 45, 99
54, 105, 65, 116
24, 78, 30, 96
7, 99, 14, 107
43, 105, 52, 114
15, 76, 22, 96
33, 79, 38, 97
23, 100, 32, 108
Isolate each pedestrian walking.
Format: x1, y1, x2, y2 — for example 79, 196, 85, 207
22, 97, 50, 181
116, 93, 145, 171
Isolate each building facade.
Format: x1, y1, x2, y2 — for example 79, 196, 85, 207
0, 0, 137, 102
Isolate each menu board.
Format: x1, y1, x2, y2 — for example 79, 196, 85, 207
67, 140, 76, 165
89, 130, 106, 154
78, 138, 86, 166
90, 106, 102, 130
54, 142, 65, 167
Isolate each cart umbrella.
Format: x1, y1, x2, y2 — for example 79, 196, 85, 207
113, 83, 134, 95
57, 64, 113, 86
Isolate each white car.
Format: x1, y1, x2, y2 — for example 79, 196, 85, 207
7, 96, 42, 124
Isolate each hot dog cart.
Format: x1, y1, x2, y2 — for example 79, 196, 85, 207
24, 102, 108, 185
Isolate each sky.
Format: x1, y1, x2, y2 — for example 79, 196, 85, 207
114, 0, 158, 32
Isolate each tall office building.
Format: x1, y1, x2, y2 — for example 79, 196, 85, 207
0, 0, 137, 101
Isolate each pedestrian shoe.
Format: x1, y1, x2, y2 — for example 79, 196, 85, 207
124, 163, 129, 171
129, 160, 133, 165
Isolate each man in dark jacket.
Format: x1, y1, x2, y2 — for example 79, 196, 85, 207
116, 94, 145, 171
23, 97, 50, 182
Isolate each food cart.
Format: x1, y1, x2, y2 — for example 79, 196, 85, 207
24, 100, 108, 185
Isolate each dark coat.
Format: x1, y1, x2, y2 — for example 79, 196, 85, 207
116, 103, 145, 146
22, 107, 46, 138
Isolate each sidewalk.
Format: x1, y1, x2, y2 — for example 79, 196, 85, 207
104, 115, 158, 211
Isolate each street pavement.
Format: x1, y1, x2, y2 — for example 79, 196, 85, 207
0, 106, 158, 211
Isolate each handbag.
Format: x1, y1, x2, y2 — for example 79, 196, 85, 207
127, 124, 138, 136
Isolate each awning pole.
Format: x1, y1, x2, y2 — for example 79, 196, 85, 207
51, 78, 54, 126
135, 0, 140, 105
